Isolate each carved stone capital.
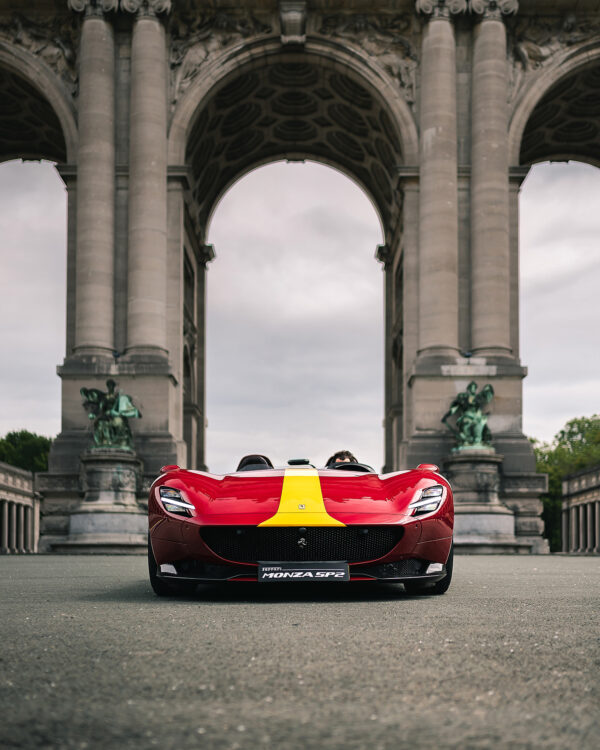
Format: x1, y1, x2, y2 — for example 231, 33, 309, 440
120, 0, 171, 17
469, 0, 519, 19
415, 0, 468, 19
196, 244, 216, 268
280, 1, 306, 45
376, 244, 392, 268
67, 0, 119, 16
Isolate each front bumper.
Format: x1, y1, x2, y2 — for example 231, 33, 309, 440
156, 557, 448, 584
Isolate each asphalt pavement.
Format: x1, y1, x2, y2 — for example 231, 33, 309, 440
0, 554, 598, 750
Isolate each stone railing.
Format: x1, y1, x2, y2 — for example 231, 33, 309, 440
0, 461, 40, 554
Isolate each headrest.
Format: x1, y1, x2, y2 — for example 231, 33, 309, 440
236, 454, 274, 471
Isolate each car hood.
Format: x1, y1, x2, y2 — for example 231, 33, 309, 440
151, 467, 451, 526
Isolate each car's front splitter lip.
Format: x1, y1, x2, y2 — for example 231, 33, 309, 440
157, 558, 448, 583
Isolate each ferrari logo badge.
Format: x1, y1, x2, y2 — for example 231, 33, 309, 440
297, 537, 307, 548
298, 504, 306, 509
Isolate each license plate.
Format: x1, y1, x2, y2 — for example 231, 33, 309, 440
258, 561, 350, 582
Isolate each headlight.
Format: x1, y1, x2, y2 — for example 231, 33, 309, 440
159, 486, 195, 516
409, 485, 446, 516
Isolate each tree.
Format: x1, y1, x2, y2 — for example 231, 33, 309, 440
0, 430, 52, 473
533, 415, 600, 551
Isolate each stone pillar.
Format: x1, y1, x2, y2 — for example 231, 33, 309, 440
0, 501, 7, 552
123, 0, 171, 357
9, 502, 16, 552
194, 244, 215, 471
595, 501, 600, 554
569, 505, 577, 552
68, 0, 118, 354
586, 502, 594, 553
17, 504, 25, 553
416, 1, 466, 356
377, 243, 394, 473
561, 507, 569, 553
469, 0, 518, 356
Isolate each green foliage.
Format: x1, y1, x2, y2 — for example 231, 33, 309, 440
0, 430, 52, 473
533, 415, 600, 552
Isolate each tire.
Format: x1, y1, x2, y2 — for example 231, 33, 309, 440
404, 543, 454, 596
148, 537, 196, 597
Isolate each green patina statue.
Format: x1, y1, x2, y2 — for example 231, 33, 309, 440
81, 379, 141, 451
442, 381, 495, 450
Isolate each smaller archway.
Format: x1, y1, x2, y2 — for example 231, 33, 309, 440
520, 160, 600, 443
0, 56, 72, 439
0, 159, 67, 437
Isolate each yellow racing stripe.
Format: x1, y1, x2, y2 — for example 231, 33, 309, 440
258, 468, 345, 527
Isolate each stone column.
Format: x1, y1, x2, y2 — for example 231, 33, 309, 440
0, 501, 7, 552
469, 1, 518, 356
194, 244, 215, 471
561, 507, 569, 553
415, 1, 466, 356
123, 0, 171, 356
377, 243, 394, 472
17, 504, 25, 553
569, 505, 577, 552
68, 0, 118, 354
9, 502, 16, 553
595, 500, 600, 554
586, 502, 594, 553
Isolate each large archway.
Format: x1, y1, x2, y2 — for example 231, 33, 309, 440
169, 49, 410, 473
205, 161, 384, 474
512, 52, 600, 551
0, 53, 71, 433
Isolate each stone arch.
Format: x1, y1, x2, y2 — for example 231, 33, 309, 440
167, 39, 412, 470
169, 37, 419, 171
0, 41, 77, 163
508, 43, 600, 166
171, 51, 412, 249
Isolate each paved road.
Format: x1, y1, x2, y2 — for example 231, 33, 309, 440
0, 555, 598, 750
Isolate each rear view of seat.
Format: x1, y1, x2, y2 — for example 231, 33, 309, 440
236, 454, 274, 472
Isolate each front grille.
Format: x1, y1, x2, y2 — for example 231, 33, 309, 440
200, 526, 403, 563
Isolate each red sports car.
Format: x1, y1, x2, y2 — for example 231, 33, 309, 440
148, 456, 454, 596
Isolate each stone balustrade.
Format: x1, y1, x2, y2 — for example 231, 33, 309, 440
0, 462, 40, 554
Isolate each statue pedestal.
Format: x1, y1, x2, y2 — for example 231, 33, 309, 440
444, 450, 530, 554
52, 450, 146, 554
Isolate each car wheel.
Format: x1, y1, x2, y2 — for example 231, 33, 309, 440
404, 543, 454, 596
148, 537, 196, 597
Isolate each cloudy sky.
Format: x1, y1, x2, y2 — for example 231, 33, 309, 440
1, 158, 599, 472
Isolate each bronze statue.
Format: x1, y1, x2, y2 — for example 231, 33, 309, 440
442, 381, 495, 449
81, 379, 141, 451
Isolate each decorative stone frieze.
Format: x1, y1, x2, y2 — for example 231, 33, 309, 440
120, 0, 171, 16
415, 0, 468, 18
280, 1, 306, 46
468, 0, 518, 19
319, 14, 419, 104
507, 14, 600, 105
169, 11, 272, 104
67, 0, 118, 15
0, 13, 78, 93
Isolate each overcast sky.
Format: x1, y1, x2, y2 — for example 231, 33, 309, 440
1, 159, 599, 472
